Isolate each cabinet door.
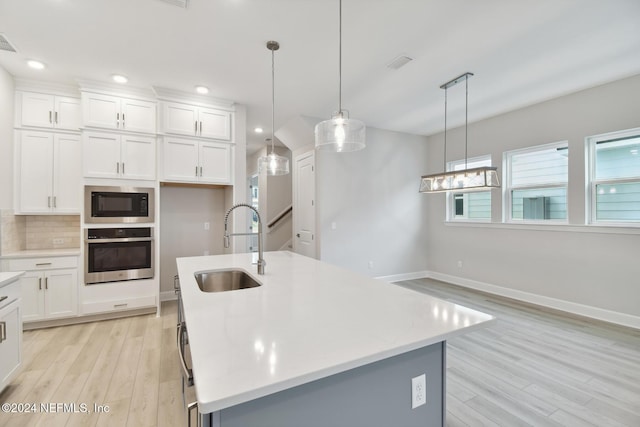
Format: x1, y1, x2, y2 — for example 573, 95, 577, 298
200, 141, 232, 184
83, 132, 121, 178
18, 131, 54, 213
19, 92, 55, 128
199, 108, 232, 140
45, 269, 77, 319
54, 96, 82, 130
121, 98, 156, 133
0, 301, 22, 389
163, 103, 198, 136
53, 134, 82, 213
121, 134, 156, 180
20, 272, 45, 322
82, 93, 119, 129
162, 137, 199, 182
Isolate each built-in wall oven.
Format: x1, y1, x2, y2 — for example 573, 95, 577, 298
85, 186, 154, 223
85, 227, 154, 284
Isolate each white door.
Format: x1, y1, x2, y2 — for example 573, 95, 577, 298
199, 107, 231, 140
0, 300, 21, 387
293, 151, 316, 258
200, 141, 231, 184
82, 93, 119, 129
45, 269, 77, 318
53, 133, 82, 213
162, 137, 199, 182
163, 102, 198, 136
19, 131, 54, 213
121, 98, 156, 133
54, 96, 82, 130
83, 132, 121, 178
20, 272, 45, 322
20, 92, 54, 128
121, 134, 156, 180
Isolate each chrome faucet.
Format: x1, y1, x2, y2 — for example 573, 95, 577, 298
223, 203, 265, 275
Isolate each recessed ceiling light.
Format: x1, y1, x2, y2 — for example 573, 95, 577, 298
254, 127, 264, 134
27, 60, 45, 70
112, 74, 128, 84
195, 85, 209, 94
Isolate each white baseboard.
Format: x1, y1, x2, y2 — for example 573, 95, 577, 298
160, 291, 177, 302
375, 271, 431, 283
425, 271, 640, 330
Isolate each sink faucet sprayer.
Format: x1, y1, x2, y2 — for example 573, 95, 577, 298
223, 203, 265, 275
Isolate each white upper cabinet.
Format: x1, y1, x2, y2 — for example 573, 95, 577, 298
83, 131, 156, 180
16, 131, 81, 214
82, 93, 156, 134
162, 102, 232, 141
17, 91, 81, 131
161, 136, 232, 185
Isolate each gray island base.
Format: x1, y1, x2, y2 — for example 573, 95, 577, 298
197, 342, 445, 427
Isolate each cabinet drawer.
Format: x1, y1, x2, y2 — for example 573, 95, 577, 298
7, 256, 78, 271
81, 296, 156, 315
0, 279, 21, 308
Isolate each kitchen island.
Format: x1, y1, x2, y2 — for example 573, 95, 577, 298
177, 251, 493, 427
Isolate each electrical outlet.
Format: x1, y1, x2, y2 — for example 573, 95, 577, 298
204, 222, 210, 230
457, 260, 463, 268
411, 374, 426, 409
53, 238, 64, 245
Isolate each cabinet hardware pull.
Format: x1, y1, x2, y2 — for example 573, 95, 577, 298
55, 111, 58, 124
117, 162, 120, 174
199, 121, 202, 134
187, 401, 200, 427
195, 121, 198, 134
35, 262, 52, 266
0, 296, 7, 304
45, 277, 48, 290
48, 196, 51, 208
117, 112, 120, 127
122, 113, 125, 127
49, 111, 52, 123
199, 166, 202, 177
195, 166, 198, 177
178, 323, 194, 386
53, 196, 57, 208
122, 163, 125, 175
39, 278, 42, 290
113, 303, 128, 308
0, 321, 6, 343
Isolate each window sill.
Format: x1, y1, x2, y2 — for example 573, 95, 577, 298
443, 221, 640, 235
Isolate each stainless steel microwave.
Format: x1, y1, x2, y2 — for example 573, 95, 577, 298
85, 186, 155, 223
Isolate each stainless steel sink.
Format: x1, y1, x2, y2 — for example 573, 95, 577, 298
195, 269, 261, 293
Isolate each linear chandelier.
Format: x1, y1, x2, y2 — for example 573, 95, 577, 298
419, 72, 500, 193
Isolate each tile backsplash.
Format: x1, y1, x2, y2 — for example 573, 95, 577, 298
1, 210, 80, 253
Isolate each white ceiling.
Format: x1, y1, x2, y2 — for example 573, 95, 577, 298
1, 0, 639, 155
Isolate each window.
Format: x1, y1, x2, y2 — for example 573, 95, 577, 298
447, 156, 492, 221
587, 128, 640, 224
504, 142, 568, 222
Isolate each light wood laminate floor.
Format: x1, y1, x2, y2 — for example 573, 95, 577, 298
1, 279, 639, 426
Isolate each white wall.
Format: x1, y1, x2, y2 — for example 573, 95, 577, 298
0, 66, 14, 210
425, 74, 640, 322
317, 127, 430, 277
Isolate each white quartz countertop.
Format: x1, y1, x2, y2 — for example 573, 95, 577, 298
0, 272, 24, 288
177, 251, 494, 414
0, 248, 80, 259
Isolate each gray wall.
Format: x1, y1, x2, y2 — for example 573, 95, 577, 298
317, 127, 430, 277
425, 74, 640, 318
0, 66, 14, 210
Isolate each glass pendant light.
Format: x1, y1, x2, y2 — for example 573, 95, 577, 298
258, 41, 290, 176
419, 72, 500, 193
314, 0, 366, 152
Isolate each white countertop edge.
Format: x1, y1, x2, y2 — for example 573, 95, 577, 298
0, 248, 81, 259
197, 318, 495, 413
0, 272, 25, 288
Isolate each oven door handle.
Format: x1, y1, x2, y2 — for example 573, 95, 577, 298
85, 237, 153, 244
177, 322, 194, 387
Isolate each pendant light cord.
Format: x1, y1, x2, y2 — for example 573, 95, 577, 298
465, 74, 468, 170
338, 0, 342, 115
271, 47, 276, 154
443, 87, 448, 171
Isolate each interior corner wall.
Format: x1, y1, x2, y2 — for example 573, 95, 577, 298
316, 127, 429, 277
0, 66, 14, 210
425, 73, 640, 319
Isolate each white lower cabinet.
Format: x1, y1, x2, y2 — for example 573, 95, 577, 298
0, 278, 22, 393
4, 256, 78, 324
162, 137, 232, 184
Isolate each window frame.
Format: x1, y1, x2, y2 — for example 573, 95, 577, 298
445, 155, 493, 223
503, 141, 569, 224
586, 127, 640, 227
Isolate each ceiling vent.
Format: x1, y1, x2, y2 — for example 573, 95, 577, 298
387, 55, 413, 70
157, 0, 187, 7
0, 34, 17, 53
